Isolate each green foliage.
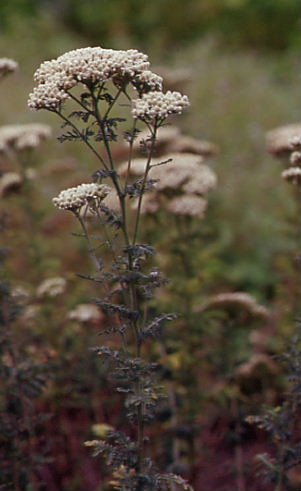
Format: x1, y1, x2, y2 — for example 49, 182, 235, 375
0, 0, 299, 51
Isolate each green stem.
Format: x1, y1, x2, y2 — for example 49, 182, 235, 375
55, 110, 109, 171
132, 124, 158, 245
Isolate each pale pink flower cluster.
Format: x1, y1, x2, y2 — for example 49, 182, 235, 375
53, 183, 111, 210
281, 134, 301, 185
28, 47, 163, 110
281, 166, 301, 184
0, 123, 51, 152
119, 153, 217, 195
166, 195, 207, 218
0, 58, 18, 79
200, 292, 269, 318
67, 304, 103, 323
131, 90, 190, 121
124, 153, 217, 218
131, 70, 163, 93
36, 277, 67, 298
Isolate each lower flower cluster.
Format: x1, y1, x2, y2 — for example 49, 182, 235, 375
53, 183, 111, 211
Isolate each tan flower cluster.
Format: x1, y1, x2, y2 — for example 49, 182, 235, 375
122, 153, 216, 218
119, 153, 217, 195
0, 123, 51, 152
0, 58, 18, 79
266, 123, 301, 157
131, 193, 161, 215
131, 70, 163, 93
131, 90, 190, 121
281, 166, 301, 185
53, 183, 111, 211
235, 353, 278, 379
36, 277, 67, 297
281, 133, 301, 185
0, 172, 23, 197
67, 303, 104, 323
199, 292, 269, 318
28, 47, 163, 110
129, 126, 218, 158
166, 194, 207, 218
266, 123, 301, 185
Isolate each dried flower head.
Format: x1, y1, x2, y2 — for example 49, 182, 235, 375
235, 353, 279, 378
118, 158, 153, 177
67, 304, 104, 324
199, 292, 269, 318
166, 194, 207, 218
132, 125, 181, 153
281, 167, 301, 185
289, 135, 301, 150
182, 164, 217, 194
167, 135, 219, 157
53, 183, 111, 211
0, 124, 51, 153
266, 123, 301, 157
101, 188, 120, 212
36, 277, 67, 297
0, 172, 23, 197
290, 151, 301, 166
28, 47, 162, 110
131, 193, 161, 215
119, 153, 217, 196
131, 70, 163, 93
131, 91, 190, 121
0, 58, 18, 79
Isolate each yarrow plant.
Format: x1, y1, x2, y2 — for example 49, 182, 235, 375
0, 57, 49, 491
246, 132, 301, 490
29, 46, 192, 491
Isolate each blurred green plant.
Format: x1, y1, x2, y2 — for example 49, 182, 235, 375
0, 0, 299, 52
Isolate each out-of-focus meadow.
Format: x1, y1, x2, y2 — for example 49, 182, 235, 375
0, 1, 300, 490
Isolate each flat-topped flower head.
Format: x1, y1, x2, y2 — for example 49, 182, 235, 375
131, 91, 190, 122
131, 70, 163, 94
166, 194, 207, 218
0, 124, 51, 152
119, 153, 217, 195
28, 47, 162, 110
53, 183, 111, 211
281, 167, 301, 185
290, 151, 301, 166
0, 58, 18, 79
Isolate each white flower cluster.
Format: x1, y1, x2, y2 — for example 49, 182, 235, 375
289, 135, 301, 150
166, 194, 207, 218
131, 90, 190, 121
0, 172, 23, 197
130, 126, 219, 158
119, 153, 217, 195
281, 134, 301, 185
0, 124, 52, 152
53, 183, 111, 210
266, 123, 301, 157
200, 292, 269, 318
131, 70, 163, 93
36, 277, 67, 297
28, 47, 163, 110
67, 304, 103, 323
122, 153, 216, 219
281, 166, 301, 184
0, 58, 18, 79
